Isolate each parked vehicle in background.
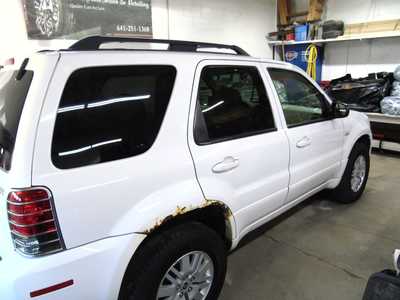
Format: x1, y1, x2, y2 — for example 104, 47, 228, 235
0, 36, 372, 300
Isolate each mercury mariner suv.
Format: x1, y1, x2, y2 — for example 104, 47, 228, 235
0, 36, 371, 300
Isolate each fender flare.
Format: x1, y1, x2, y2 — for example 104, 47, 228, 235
336, 130, 372, 182
109, 181, 237, 245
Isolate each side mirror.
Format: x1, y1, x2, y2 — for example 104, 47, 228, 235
333, 102, 350, 118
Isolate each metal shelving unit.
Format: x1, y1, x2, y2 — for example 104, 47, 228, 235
267, 31, 400, 46
367, 113, 400, 152
268, 31, 400, 60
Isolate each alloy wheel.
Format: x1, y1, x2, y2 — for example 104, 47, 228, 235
350, 155, 367, 192
157, 251, 215, 300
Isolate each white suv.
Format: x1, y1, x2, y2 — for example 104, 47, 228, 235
0, 36, 371, 300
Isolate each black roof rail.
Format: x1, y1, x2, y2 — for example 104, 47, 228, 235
68, 36, 249, 56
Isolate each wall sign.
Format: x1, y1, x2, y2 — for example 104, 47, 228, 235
22, 0, 152, 39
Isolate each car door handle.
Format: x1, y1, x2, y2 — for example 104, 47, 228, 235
212, 156, 240, 174
296, 136, 312, 148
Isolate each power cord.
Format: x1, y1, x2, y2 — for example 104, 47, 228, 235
305, 44, 318, 80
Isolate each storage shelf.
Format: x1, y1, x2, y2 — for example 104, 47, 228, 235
372, 139, 400, 152
267, 31, 400, 46
366, 112, 400, 125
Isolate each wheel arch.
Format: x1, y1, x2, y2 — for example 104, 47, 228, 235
347, 133, 372, 159
116, 202, 235, 299
137, 201, 235, 249
342, 111, 372, 161
355, 134, 371, 149
333, 132, 371, 186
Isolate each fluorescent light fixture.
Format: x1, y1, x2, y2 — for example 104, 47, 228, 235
59, 138, 123, 157
57, 95, 151, 113
87, 95, 151, 108
58, 146, 91, 157
57, 105, 85, 114
92, 138, 123, 148
202, 101, 224, 113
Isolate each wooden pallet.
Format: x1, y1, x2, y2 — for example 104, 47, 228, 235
277, 0, 291, 26
307, 0, 324, 22
344, 19, 400, 36
278, 0, 325, 26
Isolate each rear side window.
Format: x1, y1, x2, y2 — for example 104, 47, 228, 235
52, 65, 176, 169
0, 70, 34, 171
195, 66, 275, 144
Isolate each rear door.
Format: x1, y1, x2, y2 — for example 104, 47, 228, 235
188, 60, 290, 237
266, 66, 344, 202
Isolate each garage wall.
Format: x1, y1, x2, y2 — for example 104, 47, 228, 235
0, 0, 277, 64
322, 0, 400, 80
155, 0, 277, 57
0, 1, 73, 64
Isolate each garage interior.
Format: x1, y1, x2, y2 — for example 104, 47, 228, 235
1, 0, 400, 299
220, 153, 399, 300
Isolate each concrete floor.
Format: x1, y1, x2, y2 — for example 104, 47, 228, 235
220, 153, 400, 300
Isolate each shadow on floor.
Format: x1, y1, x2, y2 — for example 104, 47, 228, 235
231, 194, 321, 255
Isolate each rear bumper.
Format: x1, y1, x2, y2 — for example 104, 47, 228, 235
0, 233, 145, 300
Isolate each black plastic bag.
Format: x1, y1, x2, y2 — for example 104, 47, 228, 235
327, 73, 393, 112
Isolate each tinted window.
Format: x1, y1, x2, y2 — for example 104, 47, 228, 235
195, 66, 275, 144
0, 70, 34, 170
268, 68, 330, 127
52, 66, 176, 169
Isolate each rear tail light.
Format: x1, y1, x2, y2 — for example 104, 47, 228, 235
7, 187, 64, 256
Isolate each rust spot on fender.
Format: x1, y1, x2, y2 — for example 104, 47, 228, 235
201, 199, 232, 218
141, 200, 232, 235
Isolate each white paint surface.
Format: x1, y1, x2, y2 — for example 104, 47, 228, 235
0, 0, 277, 64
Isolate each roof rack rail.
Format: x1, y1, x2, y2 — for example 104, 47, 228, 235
68, 36, 249, 56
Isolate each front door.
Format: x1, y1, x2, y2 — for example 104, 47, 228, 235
267, 67, 344, 202
188, 61, 290, 236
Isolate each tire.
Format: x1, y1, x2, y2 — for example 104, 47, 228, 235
119, 222, 227, 300
330, 142, 370, 204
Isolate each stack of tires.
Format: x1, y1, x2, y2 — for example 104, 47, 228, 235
381, 66, 400, 116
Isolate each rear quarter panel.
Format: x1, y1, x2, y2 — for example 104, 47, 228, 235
0, 53, 59, 257
31, 52, 207, 249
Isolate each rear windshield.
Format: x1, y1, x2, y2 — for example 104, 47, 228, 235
0, 70, 33, 170
52, 65, 176, 169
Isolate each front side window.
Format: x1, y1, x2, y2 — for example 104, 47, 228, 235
52, 65, 176, 169
268, 68, 330, 127
195, 66, 275, 144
